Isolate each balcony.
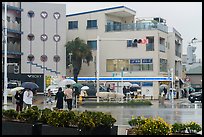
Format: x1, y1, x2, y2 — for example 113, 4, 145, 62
105, 22, 168, 33
2, 3, 23, 12
2, 19, 23, 35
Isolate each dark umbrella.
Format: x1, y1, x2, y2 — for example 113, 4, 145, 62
72, 83, 83, 95
21, 82, 39, 90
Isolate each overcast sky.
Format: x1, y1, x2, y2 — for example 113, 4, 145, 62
48, 2, 202, 60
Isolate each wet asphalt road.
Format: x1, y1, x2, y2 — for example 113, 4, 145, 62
2, 95, 202, 135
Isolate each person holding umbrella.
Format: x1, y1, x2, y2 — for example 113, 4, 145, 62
23, 88, 33, 110
55, 87, 64, 110
64, 85, 73, 111
14, 89, 24, 112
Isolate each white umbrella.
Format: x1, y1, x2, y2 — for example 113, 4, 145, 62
123, 82, 132, 87
10, 87, 24, 92
132, 84, 140, 87
58, 79, 76, 86
81, 86, 89, 90
10, 87, 24, 95
169, 88, 176, 91
160, 84, 168, 87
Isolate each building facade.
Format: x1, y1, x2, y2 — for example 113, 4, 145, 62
66, 6, 183, 99
2, 2, 66, 91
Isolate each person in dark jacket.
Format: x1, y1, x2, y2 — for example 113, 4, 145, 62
55, 87, 64, 110
14, 90, 24, 112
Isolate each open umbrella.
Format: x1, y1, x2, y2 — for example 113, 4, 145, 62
58, 79, 76, 87
132, 84, 140, 87
81, 86, 89, 90
10, 87, 24, 92
73, 83, 83, 89
123, 82, 132, 87
10, 87, 24, 95
160, 84, 168, 87
21, 82, 39, 90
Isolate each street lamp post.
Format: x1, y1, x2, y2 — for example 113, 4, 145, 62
3, 2, 8, 105
170, 68, 174, 104
96, 36, 100, 102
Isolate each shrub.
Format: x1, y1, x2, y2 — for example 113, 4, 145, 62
77, 110, 116, 131
127, 100, 152, 105
2, 109, 19, 120
17, 107, 41, 123
38, 108, 52, 124
128, 116, 171, 135
128, 116, 146, 127
172, 122, 186, 133
186, 121, 202, 134
47, 110, 78, 127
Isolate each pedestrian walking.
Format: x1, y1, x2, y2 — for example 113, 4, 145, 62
107, 84, 111, 92
14, 90, 23, 112
23, 88, 33, 110
46, 89, 53, 104
123, 86, 127, 95
55, 87, 64, 110
64, 85, 73, 111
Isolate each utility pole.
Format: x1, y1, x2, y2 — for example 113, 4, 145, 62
3, 2, 8, 105
96, 36, 100, 103
170, 68, 174, 104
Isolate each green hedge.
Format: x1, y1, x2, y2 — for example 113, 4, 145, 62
2, 106, 116, 130
82, 100, 152, 106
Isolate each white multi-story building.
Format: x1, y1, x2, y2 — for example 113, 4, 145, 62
66, 6, 183, 99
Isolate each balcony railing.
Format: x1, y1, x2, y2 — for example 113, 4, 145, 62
105, 22, 168, 33
2, 3, 23, 12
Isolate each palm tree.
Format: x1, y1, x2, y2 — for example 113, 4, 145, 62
65, 37, 93, 83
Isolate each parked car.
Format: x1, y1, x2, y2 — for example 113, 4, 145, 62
82, 83, 107, 97
188, 91, 202, 103
44, 84, 65, 96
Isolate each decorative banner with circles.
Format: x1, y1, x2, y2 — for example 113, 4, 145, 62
40, 34, 48, 41
40, 11, 48, 19
40, 55, 48, 62
53, 12, 60, 20
27, 54, 35, 62
53, 55, 60, 62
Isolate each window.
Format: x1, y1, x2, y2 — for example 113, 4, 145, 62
160, 58, 167, 72
106, 59, 129, 72
87, 40, 97, 50
142, 82, 153, 86
146, 36, 154, 51
141, 59, 153, 71
68, 21, 78, 29
129, 59, 141, 71
87, 20, 97, 29
159, 37, 165, 52
127, 40, 138, 48
127, 40, 132, 47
